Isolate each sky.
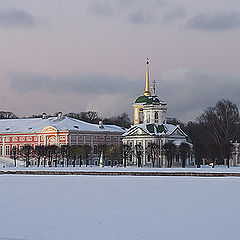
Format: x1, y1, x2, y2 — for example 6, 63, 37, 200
0, 0, 240, 122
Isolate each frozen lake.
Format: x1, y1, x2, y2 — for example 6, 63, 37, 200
0, 175, 239, 240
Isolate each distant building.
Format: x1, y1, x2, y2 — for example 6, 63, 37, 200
122, 59, 193, 167
0, 113, 124, 162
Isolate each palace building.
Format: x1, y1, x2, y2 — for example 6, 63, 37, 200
122, 59, 193, 167
0, 112, 124, 159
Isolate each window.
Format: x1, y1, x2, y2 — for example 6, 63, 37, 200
155, 112, 159, 123
85, 136, 91, 142
20, 137, 25, 141
93, 145, 98, 154
71, 136, 76, 141
5, 145, 10, 155
139, 109, 143, 123
60, 136, 66, 140
237, 155, 240, 164
146, 112, 150, 123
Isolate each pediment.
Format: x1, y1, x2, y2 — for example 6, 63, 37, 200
41, 126, 57, 133
125, 127, 149, 136
171, 128, 185, 137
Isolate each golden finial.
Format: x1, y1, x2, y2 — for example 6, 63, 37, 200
144, 58, 151, 96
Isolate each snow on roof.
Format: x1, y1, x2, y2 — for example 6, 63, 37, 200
0, 116, 125, 134
123, 123, 185, 137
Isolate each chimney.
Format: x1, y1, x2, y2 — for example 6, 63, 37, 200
42, 113, 47, 119
99, 120, 104, 129
57, 112, 63, 119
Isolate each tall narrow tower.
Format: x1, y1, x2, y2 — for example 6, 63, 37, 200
144, 58, 151, 96
133, 59, 167, 125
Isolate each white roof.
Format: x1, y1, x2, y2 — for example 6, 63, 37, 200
123, 123, 187, 137
0, 116, 125, 134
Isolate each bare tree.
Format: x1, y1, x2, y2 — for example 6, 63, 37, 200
20, 145, 33, 167
179, 143, 190, 168
60, 145, 70, 167
163, 142, 177, 168
220, 142, 235, 168
34, 145, 45, 167
0, 111, 18, 119
198, 99, 240, 145
10, 146, 18, 167
106, 145, 121, 167
193, 143, 205, 168
121, 144, 132, 167
206, 143, 219, 168
69, 145, 82, 167
146, 142, 160, 168
81, 145, 92, 167
134, 144, 143, 167
67, 111, 100, 124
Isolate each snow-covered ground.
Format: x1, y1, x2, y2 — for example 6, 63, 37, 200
0, 156, 25, 168
0, 175, 240, 240
1, 156, 240, 173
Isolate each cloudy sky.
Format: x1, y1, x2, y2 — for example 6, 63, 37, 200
0, 0, 240, 122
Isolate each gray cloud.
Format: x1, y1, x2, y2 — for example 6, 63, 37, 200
9, 72, 141, 96
128, 10, 154, 25
0, 8, 36, 28
88, 0, 167, 24
8, 69, 240, 122
185, 11, 240, 31
88, 2, 115, 16
162, 6, 187, 23
159, 69, 240, 121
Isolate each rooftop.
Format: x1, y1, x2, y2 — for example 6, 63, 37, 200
0, 116, 125, 134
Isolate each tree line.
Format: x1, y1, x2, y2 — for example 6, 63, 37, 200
10, 141, 192, 168
180, 99, 240, 168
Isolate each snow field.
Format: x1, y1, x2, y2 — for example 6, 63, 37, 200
0, 175, 240, 240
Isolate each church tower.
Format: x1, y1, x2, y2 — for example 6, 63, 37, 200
133, 59, 167, 125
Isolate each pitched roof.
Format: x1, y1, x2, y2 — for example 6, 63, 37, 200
0, 116, 125, 134
123, 123, 187, 137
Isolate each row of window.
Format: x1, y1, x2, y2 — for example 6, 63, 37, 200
0, 135, 67, 143
0, 144, 101, 156
0, 136, 39, 142
70, 135, 119, 142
